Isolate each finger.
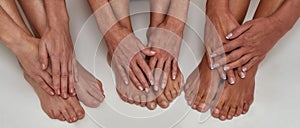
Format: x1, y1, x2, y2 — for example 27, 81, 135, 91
61, 61, 69, 99
118, 65, 129, 85
171, 59, 178, 80
136, 56, 154, 86
154, 59, 166, 91
68, 58, 75, 96
73, 58, 79, 82
226, 70, 236, 85
51, 56, 61, 95
161, 58, 171, 89
149, 57, 158, 70
224, 54, 253, 71
128, 68, 144, 92
217, 67, 227, 80
212, 40, 243, 57
242, 57, 260, 72
226, 21, 253, 40
205, 49, 214, 69
35, 76, 54, 96
131, 62, 150, 91
39, 41, 49, 70
141, 47, 156, 56
214, 48, 249, 69
40, 71, 53, 89
237, 67, 246, 79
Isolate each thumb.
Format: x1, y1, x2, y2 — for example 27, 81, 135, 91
39, 41, 49, 70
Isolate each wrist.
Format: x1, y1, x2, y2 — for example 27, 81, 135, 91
163, 16, 185, 34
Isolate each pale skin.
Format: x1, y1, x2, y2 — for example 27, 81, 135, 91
17, 0, 105, 108
0, 1, 84, 123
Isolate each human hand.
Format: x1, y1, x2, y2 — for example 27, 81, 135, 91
147, 18, 183, 91
211, 17, 288, 75
39, 25, 76, 98
106, 24, 155, 92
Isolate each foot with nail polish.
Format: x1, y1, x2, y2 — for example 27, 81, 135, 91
24, 74, 85, 123
211, 65, 257, 121
184, 54, 220, 112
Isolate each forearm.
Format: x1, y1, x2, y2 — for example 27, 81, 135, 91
150, 0, 171, 27
206, 0, 230, 16
43, 0, 69, 28
0, 7, 28, 53
87, 0, 120, 35
270, 0, 300, 31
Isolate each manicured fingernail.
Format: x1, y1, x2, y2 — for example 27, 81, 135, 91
229, 77, 235, 85
240, 72, 246, 79
138, 86, 144, 91
42, 64, 46, 70
210, 64, 214, 69
57, 90, 61, 95
50, 91, 55, 96
154, 85, 158, 91
242, 67, 247, 72
213, 63, 220, 68
172, 75, 176, 80
150, 80, 154, 86
224, 65, 230, 71
150, 51, 156, 54
226, 33, 233, 39
125, 80, 129, 85
210, 53, 217, 58
145, 88, 149, 93
221, 73, 227, 80
162, 82, 166, 89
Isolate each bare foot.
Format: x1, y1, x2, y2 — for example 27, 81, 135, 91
24, 74, 85, 123
161, 69, 184, 103
211, 65, 257, 121
75, 63, 105, 108
184, 55, 220, 112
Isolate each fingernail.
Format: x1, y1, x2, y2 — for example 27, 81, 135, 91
138, 86, 144, 91
150, 51, 156, 54
145, 88, 149, 93
154, 85, 158, 91
229, 77, 235, 85
150, 80, 154, 86
70, 88, 74, 93
210, 64, 214, 69
57, 90, 61, 95
42, 64, 46, 70
240, 72, 246, 79
221, 73, 227, 80
210, 53, 217, 58
162, 82, 166, 89
50, 91, 55, 96
172, 75, 176, 80
226, 33, 233, 39
224, 65, 230, 71
242, 67, 248, 72
124, 80, 129, 85
213, 63, 220, 68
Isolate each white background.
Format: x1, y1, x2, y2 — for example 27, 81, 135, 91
0, 0, 299, 128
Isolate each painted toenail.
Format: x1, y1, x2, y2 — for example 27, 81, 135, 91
199, 104, 206, 110
229, 78, 235, 85
162, 101, 168, 106
150, 103, 156, 109
240, 72, 246, 79
221, 116, 226, 120
214, 109, 220, 114
73, 117, 77, 121
192, 105, 197, 109
224, 66, 230, 71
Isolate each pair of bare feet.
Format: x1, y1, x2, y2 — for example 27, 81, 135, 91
17, 37, 105, 123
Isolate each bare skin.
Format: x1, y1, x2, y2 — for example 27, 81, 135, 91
16, 0, 106, 108
184, 0, 249, 113
208, 0, 287, 121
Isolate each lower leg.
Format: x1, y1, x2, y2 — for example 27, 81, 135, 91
109, 0, 133, 31
229, 0, 250, 24
254, 0, 285, 19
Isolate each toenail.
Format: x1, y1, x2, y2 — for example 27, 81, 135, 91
73, 117, 77, 121
199, 104, 206, 110
214, 109, 220, 114
162, 101, 168, 106
220, 116, 226, 120
150, 103, 156, 109
192, 105, 197, 109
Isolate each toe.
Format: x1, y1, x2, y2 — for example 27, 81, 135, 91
211, 100, 224, 119
146, 100, 157, 110
243, 103, 250, 114
157, 94, 169, 109
219, 104, 230, 121
140, 95, 147, 107
66, 107, 77, 123
170, 89, 178, 100
61, 109, 71, 123
235, 105, 243, 117
133, 95, 141, 106
57, 114, 65, 121
192, 93, 203, 110
164, 90, 173, 102
227, 106, 237, 120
